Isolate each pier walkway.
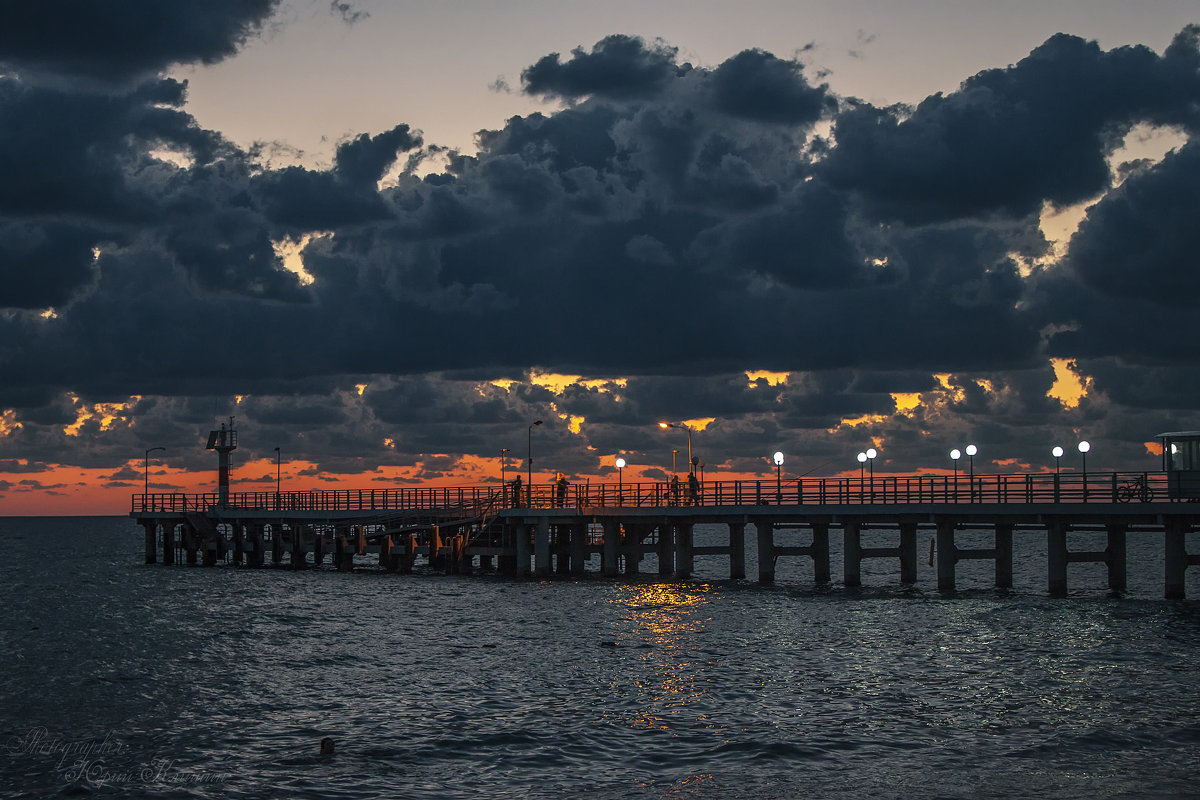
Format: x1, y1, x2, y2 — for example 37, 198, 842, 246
130, 470, 1200, 598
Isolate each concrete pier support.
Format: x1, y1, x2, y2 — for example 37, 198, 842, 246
554, 526, 570, 575
602, 520, 620, 577
144, 522, 156, 564
515, 523, 531, 577
232, 523, 245, 566
626, 525, 643, 576
658, 524, 675, 576
162, 524, 176, 565
1106, 523, 1127, 592
936, 519, 957, 590
676, 522, 694, 579
272, 527, 285, 566
995, 523, 1014, 589
1047, 520, 1070, 596
291, 525, 307, 570
757, 520, 774, 583
729, 522, 746, 579
899, 522, 918, 584
1165, 518, 1189, 600
570, 524, 587, 575
312, 531, 325, 566
247, 525, 264, 568
843, 520, 862, 587
811, 523, 831, 583
534, 517, 551, 578
335, 532, 353, 571
379, 535, 393, 569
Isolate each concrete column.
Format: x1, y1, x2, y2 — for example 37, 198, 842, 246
899, 522, 917, 584
312, 530, 324, 567
995, 523, 1014, 589
232, 523, 245, 566
336, 533, 353, 571
676, 521, 694, 579
292, 525, 307, 570
554, 525, 571, 575
569, 524, 586, 576
1047, 520, 1069, 596
843, 520, 862, 587
936, 519, 957, 590
515, 523, 531, 577
602, 521, 620, 576
626, 525, 642, 576
247, 525, 264, 568
403, 533, 417, 574
429, 527, 443, 570
534, 517, 551, 578
184, 525, 198, 565
729, 522, 746, 579
756, 520, 774, 583
272, 526, 285, 566
1165, 518, 1188, 600
379, 534, 393, 569
143, 522, 157, 564
1105, 523, 1127, 593
812, 522, 831, 584
162, 523, 176, 565
658, 524, 675, 576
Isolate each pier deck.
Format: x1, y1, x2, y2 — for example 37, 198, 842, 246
131, 471, 1200, 598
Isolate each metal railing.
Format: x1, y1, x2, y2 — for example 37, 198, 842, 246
131, 471, 1172, 514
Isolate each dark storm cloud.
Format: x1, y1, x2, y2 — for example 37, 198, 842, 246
2, 21, 1199, 481
521, 34, 684, 100
709, 49, 834, 124
823, 26, 1200, 224
0, 0, 279, 83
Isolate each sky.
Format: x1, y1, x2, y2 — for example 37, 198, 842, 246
1, 0, 1199, 515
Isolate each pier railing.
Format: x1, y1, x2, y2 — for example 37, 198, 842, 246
131, 470, 1171, 514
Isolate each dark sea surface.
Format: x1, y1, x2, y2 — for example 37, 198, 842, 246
3, 516, 1200, 798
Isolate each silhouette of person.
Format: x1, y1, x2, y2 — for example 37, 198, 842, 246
688, 471, 700, 505
511, 476, 522, 507
670, 475, 680, 506
320, 737, 335, 755
555, 473, 568, 507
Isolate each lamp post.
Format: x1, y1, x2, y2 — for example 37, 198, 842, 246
527, 420, 542, 506
857, 451, 867, 500
1078, 440, 1090, 501
773, 451, 784, 504
866, 447, 877, 501
1052, 445, 1064, 474
500, 448, 510, 485
965, 444, 977, 501
659, 421, 693, 475
616, 457, 626, 505
144, 446, 165, 501
672, 449, 679, 476
950, 448, 961, 501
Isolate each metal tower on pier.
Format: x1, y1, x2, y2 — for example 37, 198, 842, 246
206, 417, 238, 507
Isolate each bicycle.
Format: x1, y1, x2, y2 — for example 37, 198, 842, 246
1117, 474, 1154, 503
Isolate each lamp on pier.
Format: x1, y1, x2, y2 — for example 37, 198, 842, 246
965, 444, 977, 501
1052, 445, 1064, 474
773, 451, 784, 504
527, 420, 543, 506
500, 448, 510, 485
950, 448, 961, 499
274, 446, 281, 494
866, 448, 877, 500
144, 446, 165, 499
659, 421, 694, 476
1078, 440, 1090, 476
616, 457, 626, 502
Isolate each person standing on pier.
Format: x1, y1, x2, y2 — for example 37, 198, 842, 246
670, 474, 681, 506
511, 475, 522, 507
555, 472, 569, 507
688, 471, 700, 505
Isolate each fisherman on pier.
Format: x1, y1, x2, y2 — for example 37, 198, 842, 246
555, 473, 569, 507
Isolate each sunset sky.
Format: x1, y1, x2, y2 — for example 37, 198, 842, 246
2, 1, 1199, 515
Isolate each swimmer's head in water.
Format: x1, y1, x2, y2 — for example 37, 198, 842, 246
320, 737, 335, 755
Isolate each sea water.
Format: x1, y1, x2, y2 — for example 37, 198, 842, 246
2, 516, 1199, 798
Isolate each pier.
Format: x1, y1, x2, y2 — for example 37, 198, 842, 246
131, 470, 1200, 598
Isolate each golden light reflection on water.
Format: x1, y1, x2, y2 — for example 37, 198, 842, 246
610, 582, 717, 731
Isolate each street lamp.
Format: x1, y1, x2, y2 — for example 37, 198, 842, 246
950, 448, 961, 500
500, 448, 510, 485
1052, 445, 1064, 474
965, 444, 977, 501
866, 447, 877, 501
672, 449, 679, 476
274, 446, 281, 492
144, 446, 165, 499
1078, 440, 1090, 475
773, 451, 784, 504
616, 457, 626, 504
528, 420, 542, 506
659, 421, 693, 475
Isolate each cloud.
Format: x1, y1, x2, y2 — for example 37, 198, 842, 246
1, 19, 1198, 485
0, 0, 280, 84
